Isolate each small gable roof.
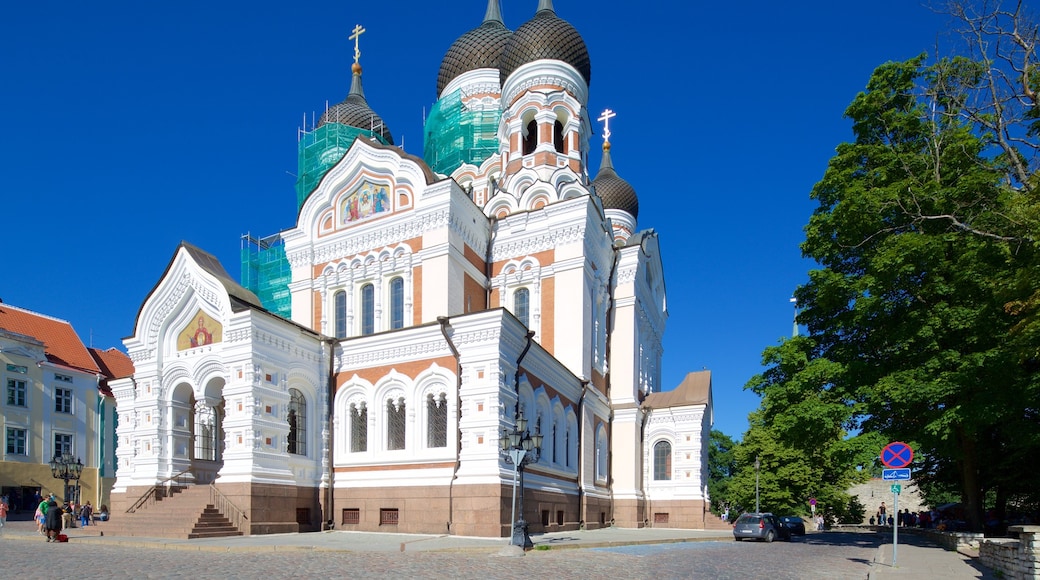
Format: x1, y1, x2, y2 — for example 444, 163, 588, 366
179, 242, 264, 312
88, 347, 134, 397
643, 370, 712, 409
0, 303, 99, 374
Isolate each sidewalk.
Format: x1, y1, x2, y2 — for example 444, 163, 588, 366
868, 531, 999, 580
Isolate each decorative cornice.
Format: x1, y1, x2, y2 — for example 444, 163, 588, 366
491, 223, 584, 262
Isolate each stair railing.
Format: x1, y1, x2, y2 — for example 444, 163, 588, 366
126, 469, 193, 513
209, 484, 248, 531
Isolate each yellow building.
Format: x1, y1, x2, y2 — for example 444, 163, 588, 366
0, 302, 128, 513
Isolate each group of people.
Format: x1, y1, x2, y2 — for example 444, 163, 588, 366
33, 493, 97, 542
869, 501, 938, 528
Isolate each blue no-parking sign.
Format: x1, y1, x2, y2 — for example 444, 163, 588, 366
881, 442, 913, 468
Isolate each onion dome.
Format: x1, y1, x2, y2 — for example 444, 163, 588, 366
499, 0, 591, 86
318, 63, 394, 145
436, 0, 512, 96
594, 142, 638, 218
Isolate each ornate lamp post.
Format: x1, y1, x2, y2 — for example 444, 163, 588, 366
755, 455, 761, 513
50, 452, 83, 503
501, 409, 543, 548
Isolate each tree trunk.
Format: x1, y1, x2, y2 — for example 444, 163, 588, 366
958, 429, 984, 532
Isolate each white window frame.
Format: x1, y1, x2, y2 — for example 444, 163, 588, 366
6, 426, 28, 456
6, 378, 27, 408
55, 386, 73, 414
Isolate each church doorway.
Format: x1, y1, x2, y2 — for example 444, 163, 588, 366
171, 377, 225, 485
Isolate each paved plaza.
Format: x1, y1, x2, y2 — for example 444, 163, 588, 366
0, 518, 999, 579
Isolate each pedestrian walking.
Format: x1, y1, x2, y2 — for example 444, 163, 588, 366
80, 501, 93, 527
0, 495, 8, 533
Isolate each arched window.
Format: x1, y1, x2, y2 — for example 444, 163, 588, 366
426, 392, 447, 448
653, 440, 672, 481
349, 402, 367, 453
334, 290, 347, 339
551, 423, 557, 463
554, 120, 566, 153
361, 283, 375, 335
287, 388, 306, 456
389, 277, 404, 330
387, 397, 406, 450
596, 426, 608, 480
523, 119, 538, 155
514, 288, 530, 328
565, 427, 571, 468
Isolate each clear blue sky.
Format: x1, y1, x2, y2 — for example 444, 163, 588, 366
1, 0, 955, 439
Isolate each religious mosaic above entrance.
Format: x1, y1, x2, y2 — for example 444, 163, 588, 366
177, 309, 222, 350
340, 180, 391, 225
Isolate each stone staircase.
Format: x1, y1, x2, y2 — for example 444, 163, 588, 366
105, 485, 243, 539
703, 511, 734, 531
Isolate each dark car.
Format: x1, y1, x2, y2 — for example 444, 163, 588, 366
732, 512, 792, 542
779, 516, 806, 535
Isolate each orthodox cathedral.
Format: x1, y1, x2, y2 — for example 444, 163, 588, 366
108, 0, 717, 537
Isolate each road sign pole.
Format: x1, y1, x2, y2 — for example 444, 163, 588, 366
893, 487, 899, 567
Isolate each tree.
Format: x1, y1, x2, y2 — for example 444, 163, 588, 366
799, 48, 1040, 530
707, 429, 738, 515
737, 337, 877, 523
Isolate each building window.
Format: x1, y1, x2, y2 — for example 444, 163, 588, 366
54, 433, 72, 457
565, 427, 571, 468
6, 379, 27, 407
350, 402, 367, 453
342, 508, 360, 525
54, 373, 72, 383
6, 427, 27, 455
596, 427, 608, 480
6, 364, 27, 374
554, 120, 566, 153
551, 423, 557, 463
523, 119, 537, 155
55, 388, 73, 414
514, 288, 529, 328
380, 508, 399, 526
426, 392, 447, 448
361, 283, 375, 335
334, 290, 347, 339
389, 277, 404, 330
387, 397, 406, 450
287, 388, 306, 456
653, 440, 672, 481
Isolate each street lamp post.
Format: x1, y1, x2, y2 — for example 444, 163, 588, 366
755, 455, 761, 513
50, 452, 84, 503
500, 409, 543, 548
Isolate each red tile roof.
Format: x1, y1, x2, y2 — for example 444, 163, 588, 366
0, 303, 99, 374
88, 347, 135, 398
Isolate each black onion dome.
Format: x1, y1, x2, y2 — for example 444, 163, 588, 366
499, 2, 591, 86
594, 144, 638, 218
318, 64, 394, 145
436, 0, 512, 96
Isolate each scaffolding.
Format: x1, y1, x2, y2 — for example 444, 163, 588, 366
296, 123, 389, 212
423, 89, 501, 176
240, 233, 291, 319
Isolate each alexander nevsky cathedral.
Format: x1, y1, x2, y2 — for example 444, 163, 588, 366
107, 0, 718, 538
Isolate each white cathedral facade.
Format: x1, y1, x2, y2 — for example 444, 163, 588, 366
108, 0, 715, 537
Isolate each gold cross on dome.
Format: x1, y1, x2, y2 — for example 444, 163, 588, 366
350, 24, 366, 65
598, 109, 616, 143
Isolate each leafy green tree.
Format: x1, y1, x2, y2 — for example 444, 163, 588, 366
734, 337, 876, 522
798, 51, 1040, 530
707, 429, 738, 515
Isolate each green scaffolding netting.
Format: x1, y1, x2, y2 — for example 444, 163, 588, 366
241, 234, 291, 319
423, 89, 501, 176
296, 123, 389, 212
